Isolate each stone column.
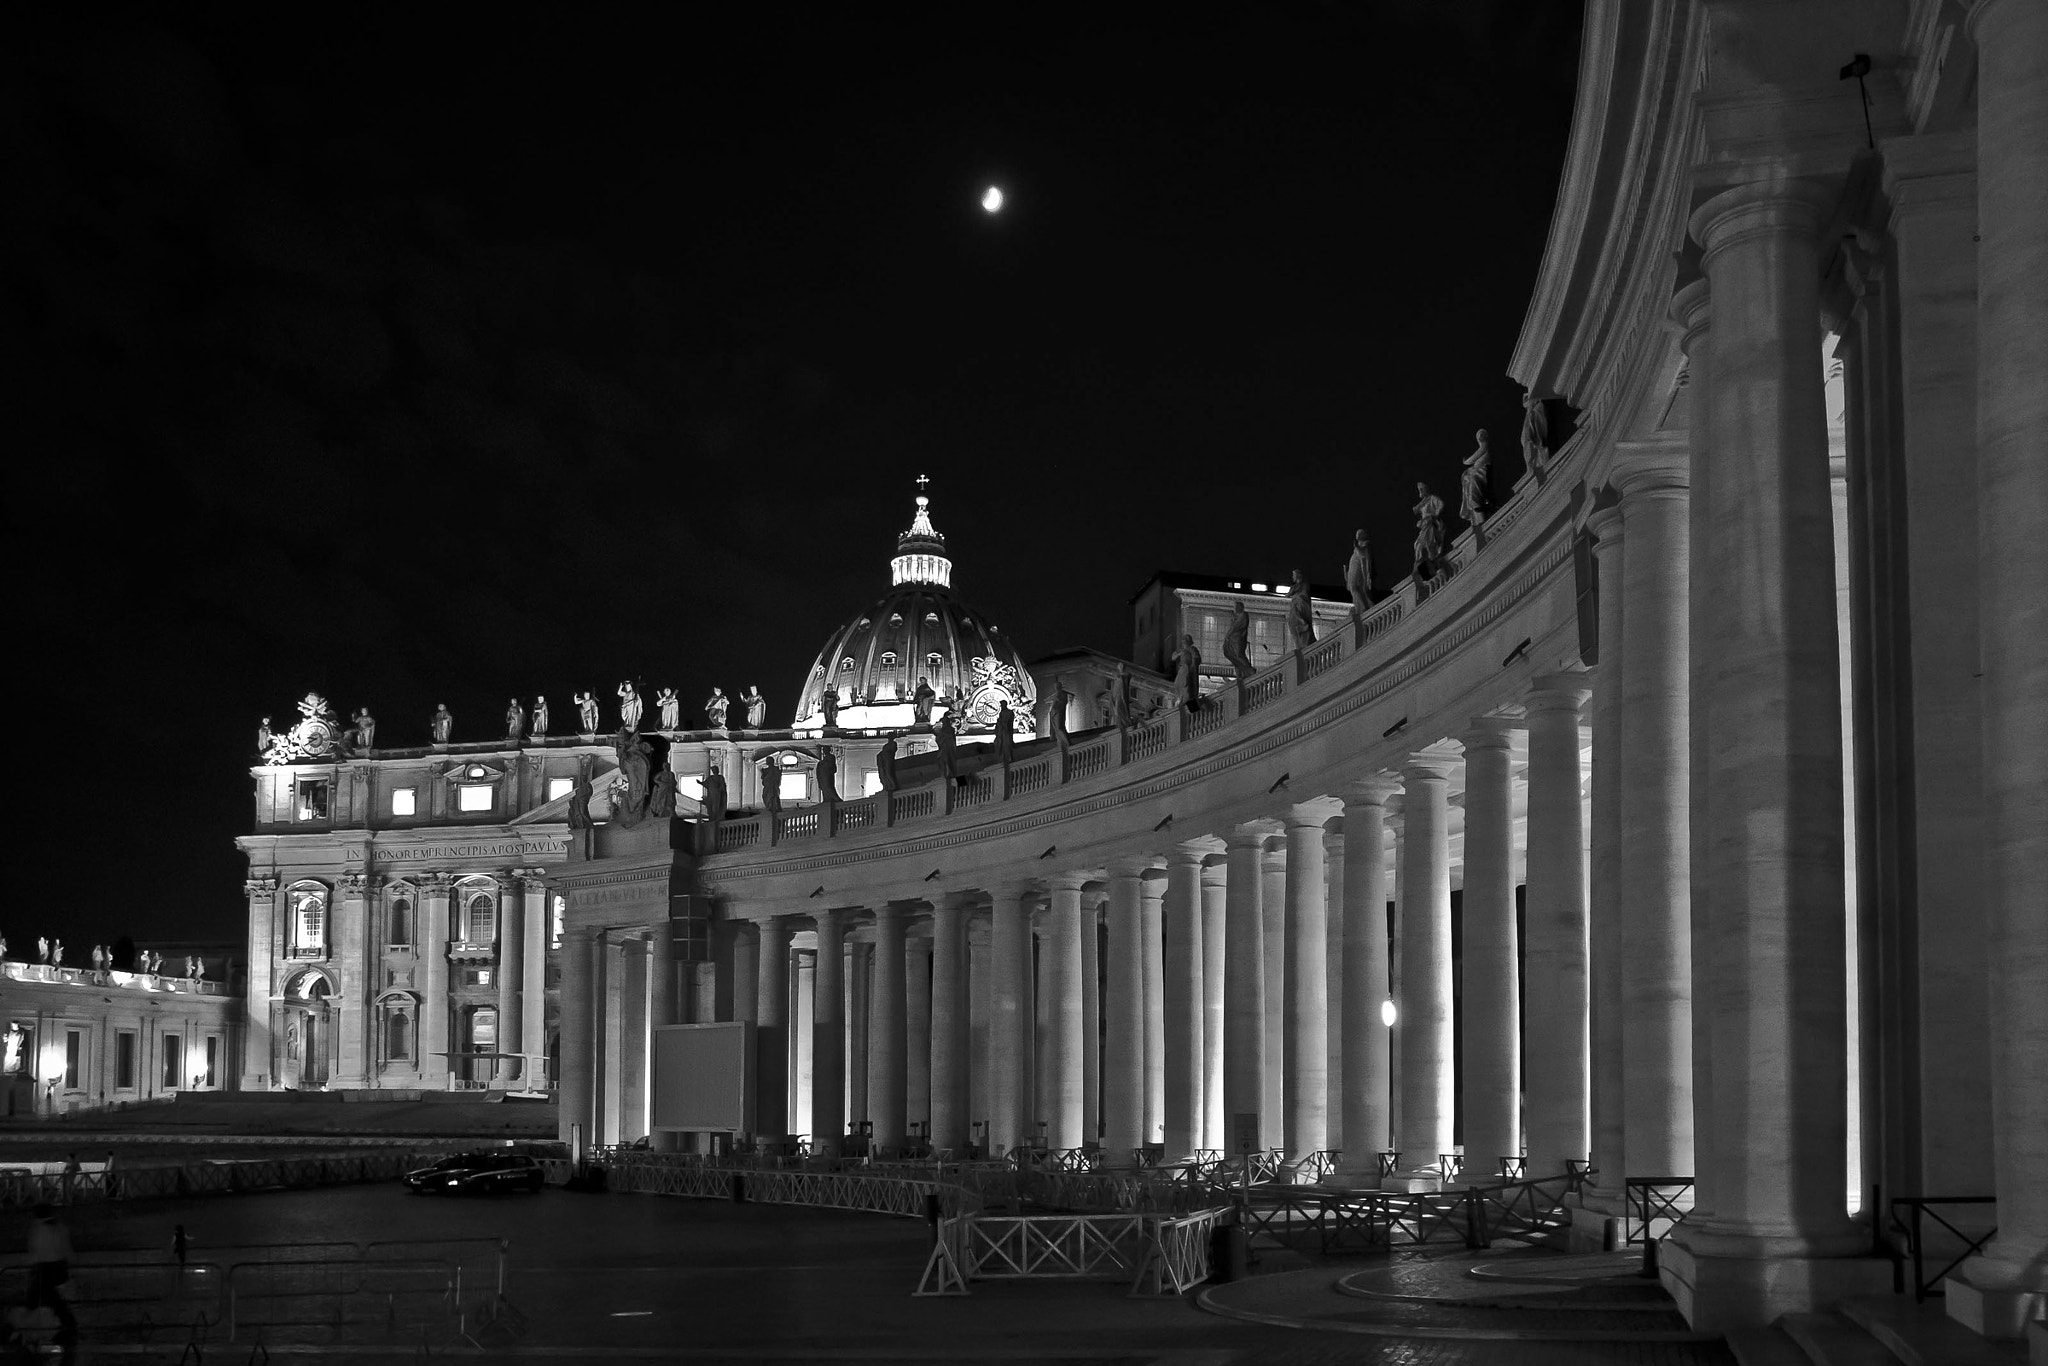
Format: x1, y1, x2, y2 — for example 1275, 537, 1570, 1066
419, 875, 452, 1091
1259, 838, 1287, 1150
929, 894, 970, 1151
333, 875, 369, 1088
870, 904, 909, 1150
1336, 782, 1397, 1181
1396, 754, 1456, 1183
848, 940, 871, 1131
1461, 725, 1519, 1178
1082, 897, 1102, 1146
906, 933, 932, 1143
602, 936, 625, 1144
1163, 850, 1204, 1158
1957, 0, 2048, 1326
1673, 174, 1876, 1324
1324, 823, 1344, 1153
647, 915, 677, 1151
988, 885, 1032, 1154
1104, 863, 1148, 1162
755, 919, 790, 1141
812, 909, 846, 1155
496, 876, 526, 1090
1523, 676, 1592, 1175
520, 879, 547, 1085
1613, 439, 1695, 1186
241, 878, 278, 1090
1283, 804, 1331, 1157
1139, 868, 1166, 1147
1222, 827, 1266, 1155
1585, 504, 1627, 1204
619, 938, 646, 1140
966, 921, 989, 1143
1032, 914, 1050, 1140
792, 949, 815, 1141
558, 928, 595, 1151
1200, 860, 1227, 1152
1044, 875, 1088, 1149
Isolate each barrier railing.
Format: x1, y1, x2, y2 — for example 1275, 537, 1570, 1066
917, 1206, 1231, 1298
0, 1149, 451, 1210
1890, 1195, 1996, 1301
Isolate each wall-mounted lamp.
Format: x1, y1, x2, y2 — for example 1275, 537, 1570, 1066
1382, 718, 1408, 738
1381, 999, 1398, 1028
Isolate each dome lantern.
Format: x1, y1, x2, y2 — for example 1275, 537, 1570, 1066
891, 489, 952, 588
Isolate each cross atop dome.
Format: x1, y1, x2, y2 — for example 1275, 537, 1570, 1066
893, 477, 951, 587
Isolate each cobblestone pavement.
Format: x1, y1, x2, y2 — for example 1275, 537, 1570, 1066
2, 1184, 1734, 1364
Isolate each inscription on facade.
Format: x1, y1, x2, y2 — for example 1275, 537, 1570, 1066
346, 837, 567, 865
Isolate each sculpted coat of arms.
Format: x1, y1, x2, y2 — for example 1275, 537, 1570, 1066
962, 657, 1036, 736
263, 693, 344, 763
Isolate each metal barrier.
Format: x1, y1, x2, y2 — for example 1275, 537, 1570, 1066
0, 1149, 451, 1210
1890, 1195, 1996, 1301
917, 1206, 1232, 1298
1622, 1176, 1694, 1246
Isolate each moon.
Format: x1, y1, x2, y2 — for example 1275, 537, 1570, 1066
980, 185, 1004, 214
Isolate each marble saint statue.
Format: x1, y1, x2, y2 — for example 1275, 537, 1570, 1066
257, 718, 273, 753
648, 769, 677, 819
742, 687, 767, 729
993, 701, 1014, 765
702, 762, 728, 823
817, 748, 839, 803
1288, 570, 1315, 646
935, 713, 958, 778
431, 704, 454, 744
618, 681, 643, 732
1223, 602, 1253, 680
50, 940, 63, 967
1460, 429, 1492, 530
704, 687, 729, 729
192, 956, 205, 982
912, 677, 936, 725
506, 699, 525, 741
1413, 482, 1445, 578
91, 944, 105, 971
532, 697, 549, 738
613, 730, 652, 824
37, 937, 50, 964
876, 737, 900, 792
567, 768, 593, 829
656, 688, 680, 731
576, 691, 600, 734
1344, 531, 1375, 614
1173, 634, 1203, 708
1050, 684, 1071, 751
1114, 663, 1132, 730
352, 709, 376, 749
1521, 391, 1550, 474
821, 687, 840, 729
760, 762, 783, 816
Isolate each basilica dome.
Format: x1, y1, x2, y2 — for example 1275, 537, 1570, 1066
792, 491, 1037, 735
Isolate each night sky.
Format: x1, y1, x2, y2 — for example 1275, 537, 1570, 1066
9, 4, 1581, 950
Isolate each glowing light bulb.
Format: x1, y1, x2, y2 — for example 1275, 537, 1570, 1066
1381, 999, 1398, 1028
981, 186, 1004, 214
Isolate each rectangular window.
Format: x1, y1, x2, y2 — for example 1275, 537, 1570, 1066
551, 895, 565, 950
295, 778, 331, 821
391, 787, 417, 816
677, 775, 705, 801
457, 783, 494, 812
204, 1036, 218, 1088
548, 777, 574, 802
462, 969, 493, 987
162, 1035, 183, 1090
779, 772, 807, 802
116, 1032, 136, 1089
64, 1030, 82, 1090
862, 770, 883, 797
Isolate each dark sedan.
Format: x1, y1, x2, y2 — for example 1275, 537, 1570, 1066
403, 1151, 546, 1195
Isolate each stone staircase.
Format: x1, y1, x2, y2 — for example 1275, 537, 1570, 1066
1727, 1296, 2040, 1366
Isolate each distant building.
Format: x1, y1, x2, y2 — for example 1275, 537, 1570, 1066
1128, 570, 1351, 688
2, 958, 239, 1117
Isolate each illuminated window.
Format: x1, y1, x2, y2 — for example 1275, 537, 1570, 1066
927, 652, 943, 668
64, 1030, 81, 1090
391, 787, 417, 816
840, 658, 856, 672
925, 612, 939, 624
548, 777, 573, 802
204, 1036, 218, 1088
465, 892, 496, 944
881, 651, 898, 667
471, 1008, 497, 1050
551, 895, 565, 949
389, 897, 413, 947
295, 777, 331, 821
457, 783, 493, 812
862, 770, 883, 797
779, 772, 807, 802
291, 884, 328, 957
161, 1035, 182, 1090
116, 1032, 136, 1089
462, 968, 493, 987
678, 775, 705, 801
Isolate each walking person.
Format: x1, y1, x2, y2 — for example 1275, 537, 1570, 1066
26, 1202, 78, 1340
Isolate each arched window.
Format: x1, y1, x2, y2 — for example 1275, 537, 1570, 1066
840, 657, 856, 672
465, 892, 496, 945
880, 651, 898, 667
471, 1008, 497, 1051
289, 883, 328, 959
388, 896, 413, 947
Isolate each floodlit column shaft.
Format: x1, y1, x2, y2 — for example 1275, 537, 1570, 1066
1686, 178, 1859, 1256
1200, 863, 1227, 1151
907, 938, 931, 1140
812, 910, 845, 1155
1283, 807, 1331, 1156
1045, 878, 1087, 1149
1164, 852, 1204, 1157
1968, 0, 2048, 1298
1081, 903, 1101, 1145
1397, 758, 1456, 1167
1522, 677, 1591, 1175
420, 882, 452, 1089
559, 929, 595, 1150
870, 905, 908, 1149
1222, 830, 1266, 1153
1338, 785, 1395, 1179
1586, 506, 1627, 1199
1105, 868, 1147, 1160
755, 920, 790, 1140
1141, 874, 1166, 1146
1461, 727, 1519, 1177
988, 889, 1031, 1153
497, 882, 525, 1089
929, 897, 969, 1150
521, 881, 547, 1085
1260, 842, 1287, 1150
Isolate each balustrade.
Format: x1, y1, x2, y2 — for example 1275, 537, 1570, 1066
1299, 632, 1347, 682
1064, 738, 1111, 781
1007, 757, 1051, 795
833, 798, 875, 833
1125, 717, 1169, 763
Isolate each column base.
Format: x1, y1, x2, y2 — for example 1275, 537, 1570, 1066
1657, 1233, 1895, 1331
1566, 1201, 1622, 1252
1944, 1262, 2048, 1341
1383, 1169, 1443, 1193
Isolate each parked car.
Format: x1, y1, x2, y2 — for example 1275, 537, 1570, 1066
403, 1151, 546, 1195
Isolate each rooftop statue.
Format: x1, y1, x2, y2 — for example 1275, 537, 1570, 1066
760, 759, 783, 817
1521, 390, 1551, 475
702, 761, 728, 823
1173, 633, 1203, 709
648, 768, 677, 819
38, 936, 50, 964
613, 730, 653, 827
817, 747, 839, 803
1049, 682, 1072, 752
257, 717, 273, 754
352, 708, 377, 750
1461, 428, 1492, 531
742, 686, 767, 729
876, 737, 900, 792
1345, 530, 1376, 614
50, 939, 63, 967
821, 687, 841, 729
1289, 569, 1315, 645
576, 691, 599, 735
191, 956, 205, 982
913, 677, 936, 725
994, 701, 1015, 765
566, 766, 593, 829
506, 698, 525, 741
656, 688, 679, 731
1223, 601, 1253, 680
532, 697, 549, 739
618, 681, 643, 733
1114, 662, 1132, 730
704, 687, 729, 730
431, 704, 454, 744
935, 713, 958, 778
1413, 481, 1445, 579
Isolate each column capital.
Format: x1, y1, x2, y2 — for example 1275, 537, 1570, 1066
1585, 502, 1625, 551
1610, 437, 1690, 501
1459, 720, 1516, 753
1340, 775, 1403, 808
1166, 845, 1208, 869
1402, 750, 1459, 784
1229, 819, 1279, 847
811, 905, 846, 930
987, 879, 1037, 905
1879, 131, 1976, 212
937, 888, 982, 912
244, 875, 279, 899
1526, 672, 1592, 714
339, 872, 370, 897
1199, 857, 1228, 886
1045, 871, 1091, 893
1669, 278, 1710, 356
1284, 798, 1342, 829
1109, 855, 1161, 879
1688, 173, 1834, 264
